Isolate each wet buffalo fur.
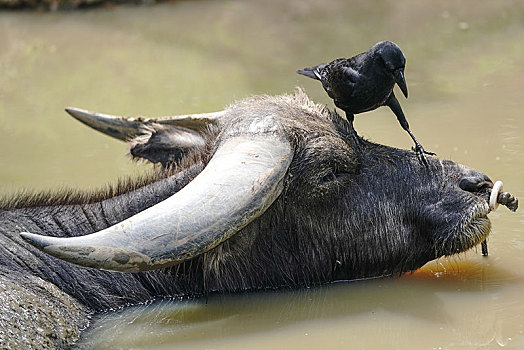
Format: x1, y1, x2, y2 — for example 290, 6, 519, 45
0, 89, 492, 348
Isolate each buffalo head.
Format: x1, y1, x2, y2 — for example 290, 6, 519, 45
20, 90, 517, 287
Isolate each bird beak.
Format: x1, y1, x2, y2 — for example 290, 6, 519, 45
394, 69, 408, 98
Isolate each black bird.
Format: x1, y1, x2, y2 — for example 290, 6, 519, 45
297, 40, 434, 158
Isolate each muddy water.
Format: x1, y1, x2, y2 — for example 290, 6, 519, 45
0, 0, 523, 349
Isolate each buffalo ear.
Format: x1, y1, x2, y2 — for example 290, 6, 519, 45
129, 124, 206, 166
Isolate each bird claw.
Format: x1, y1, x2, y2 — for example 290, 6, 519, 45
411, 144, 435, 167
416, 152, 429, 167
411, 145, 436, 156
346, 123, 362, 147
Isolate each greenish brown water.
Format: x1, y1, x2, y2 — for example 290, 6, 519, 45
0, 0, 523, 349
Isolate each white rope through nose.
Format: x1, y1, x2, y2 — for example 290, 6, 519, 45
489, 180, 503, 211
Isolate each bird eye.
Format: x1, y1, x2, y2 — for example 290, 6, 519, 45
382, 59, 395, 71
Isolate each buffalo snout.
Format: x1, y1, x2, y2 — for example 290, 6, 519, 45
458, 175, 493, 193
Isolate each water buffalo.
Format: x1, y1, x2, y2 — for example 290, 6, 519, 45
0, 90, 517, 348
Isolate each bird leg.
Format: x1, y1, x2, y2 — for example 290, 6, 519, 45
386, 94, 435, 162
335, 104, 361, 147
405, 128, 435, 156
345, 112, 360, 143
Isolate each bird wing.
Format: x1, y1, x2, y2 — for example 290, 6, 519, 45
341, 66, 359, 86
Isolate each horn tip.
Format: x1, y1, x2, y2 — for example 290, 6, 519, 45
20, 231, 54, 250
64, 107, 89, 122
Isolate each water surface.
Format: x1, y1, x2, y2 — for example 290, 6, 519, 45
0, 0, 523, 349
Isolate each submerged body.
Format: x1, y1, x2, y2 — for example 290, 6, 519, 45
297, 41, 434, 158
0, 91, 517, 348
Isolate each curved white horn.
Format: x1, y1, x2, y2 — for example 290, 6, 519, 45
21, 133, 293, 272
66, 107, 224, 141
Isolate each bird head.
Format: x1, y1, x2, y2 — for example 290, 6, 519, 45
373, 41, 408, 98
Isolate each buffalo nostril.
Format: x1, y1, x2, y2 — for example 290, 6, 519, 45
459, 177, 493, 193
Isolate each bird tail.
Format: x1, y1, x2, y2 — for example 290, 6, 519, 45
297, 65, 322, 80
